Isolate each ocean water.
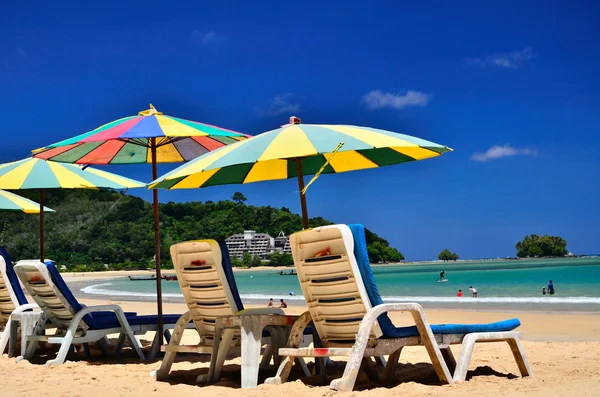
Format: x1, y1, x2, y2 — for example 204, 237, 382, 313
79, 257, 600, 312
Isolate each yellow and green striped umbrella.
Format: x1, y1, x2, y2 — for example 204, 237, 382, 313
0, 189, 54, 214
0, 157, 145, 261
150, 117, 452, 228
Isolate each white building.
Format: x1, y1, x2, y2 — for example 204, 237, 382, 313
225, 230, 291, 259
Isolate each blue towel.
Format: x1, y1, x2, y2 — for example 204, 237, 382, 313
347, 224, 520, 339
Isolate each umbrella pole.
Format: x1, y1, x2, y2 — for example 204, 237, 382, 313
39, 188, 44, 262
295, 159, 309, 229
151, 139, 164, 344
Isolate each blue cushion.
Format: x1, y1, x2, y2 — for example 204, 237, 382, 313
219, 241, 244, 311
85, 313, 183, 329
346, 224, 521, 339
0, 247, 29, 306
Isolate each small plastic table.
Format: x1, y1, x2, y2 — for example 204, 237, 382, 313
8, 311, 45, 357
209, 313, 299, 388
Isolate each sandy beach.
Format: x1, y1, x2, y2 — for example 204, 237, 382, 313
2, 297, 600, 397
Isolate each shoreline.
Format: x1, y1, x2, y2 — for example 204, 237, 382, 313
67, 276, 600, 315
56, 255, 600, 281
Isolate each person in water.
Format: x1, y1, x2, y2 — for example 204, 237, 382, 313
469, 286, 478, 298
440, 270, 445, 280
268, 298, 274, 307
279, 298, 288, 308
541, 287, 546, 295
457, 289, 463, 297
548, 280, 555, 295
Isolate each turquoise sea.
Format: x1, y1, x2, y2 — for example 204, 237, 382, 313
78, 257, 600, 312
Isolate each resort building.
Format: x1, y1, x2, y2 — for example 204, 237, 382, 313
225, 230, 292, 259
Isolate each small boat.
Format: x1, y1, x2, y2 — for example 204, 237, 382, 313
278, 270, 296, 276
163, 274, 177, 281
128, 275, 156, 281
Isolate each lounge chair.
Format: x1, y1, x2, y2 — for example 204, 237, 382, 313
0, 248, 41, 355
13, 259, 183, 366
154, 240, 286, 384
265, 224, 532, 391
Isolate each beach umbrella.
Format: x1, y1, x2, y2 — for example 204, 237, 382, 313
150, 116, 452, 229
31, 104, 248, 338
0, 189, 55, 214
0, 157, 145, 262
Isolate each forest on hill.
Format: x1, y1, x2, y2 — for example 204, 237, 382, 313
0, 190, 404, 270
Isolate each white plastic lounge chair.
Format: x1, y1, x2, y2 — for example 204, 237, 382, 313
154, 239, 286, 384
265, 224, 532, 391
0, 248, 41, 355
13, 260, 183, 366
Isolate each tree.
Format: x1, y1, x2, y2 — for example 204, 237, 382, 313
438, 249, 459, 261
242, 252, 252, 267
232, 192, 247, 205
516, 234, 567, 258
0, 189, 403, 271
251, 255, 262, 268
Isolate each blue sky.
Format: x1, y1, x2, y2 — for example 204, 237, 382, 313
1, 1, 599, 259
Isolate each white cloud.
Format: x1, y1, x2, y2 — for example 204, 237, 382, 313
190, 30, 224, 44
465, 47, 535, 69
471, 144, 536, 162
361, 90, 431, 110
257, 94, 301, 117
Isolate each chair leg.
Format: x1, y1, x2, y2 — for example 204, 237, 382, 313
383, 347, 403, 380
46, 330, 75, 366
362, 357, 381, 382
0, 326, 9, 355
6, 319, 18, 357
264, 311, 313, 385
114, 333, 126, 356
454, 334, 477, 382
507, 337, 533, 378
82, 343, 91, 358
154, 312, 191, 381
440, 346, 457, 375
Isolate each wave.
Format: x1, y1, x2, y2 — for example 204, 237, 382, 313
80, 283, 600, 304
81, 282, 184, 299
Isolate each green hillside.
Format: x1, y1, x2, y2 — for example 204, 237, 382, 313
0, 190, 404, 270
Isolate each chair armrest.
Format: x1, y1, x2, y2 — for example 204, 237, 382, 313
357, 303, 433, 343
12, 303, 40, 314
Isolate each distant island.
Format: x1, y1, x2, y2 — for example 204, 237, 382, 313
438, 249, 459, 261
0, 190, 403, 271
516, 234, 568, 258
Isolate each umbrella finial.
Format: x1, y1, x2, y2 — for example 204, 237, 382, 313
139, 104, 163, 116
289, 116, 301, 125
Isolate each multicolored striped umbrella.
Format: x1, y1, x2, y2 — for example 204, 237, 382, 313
32, 105, 248, 164
0, 158, 146, 190
0, 157, 145, 261
31, 104, 248, 338
150, 116, 452, 228
0, 189, 54, 214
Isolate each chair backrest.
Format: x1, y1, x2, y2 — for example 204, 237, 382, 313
14, 260, 88, 330
0, 248, 29, 329
290, 224, 382, 345
170, 240, 243, 340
